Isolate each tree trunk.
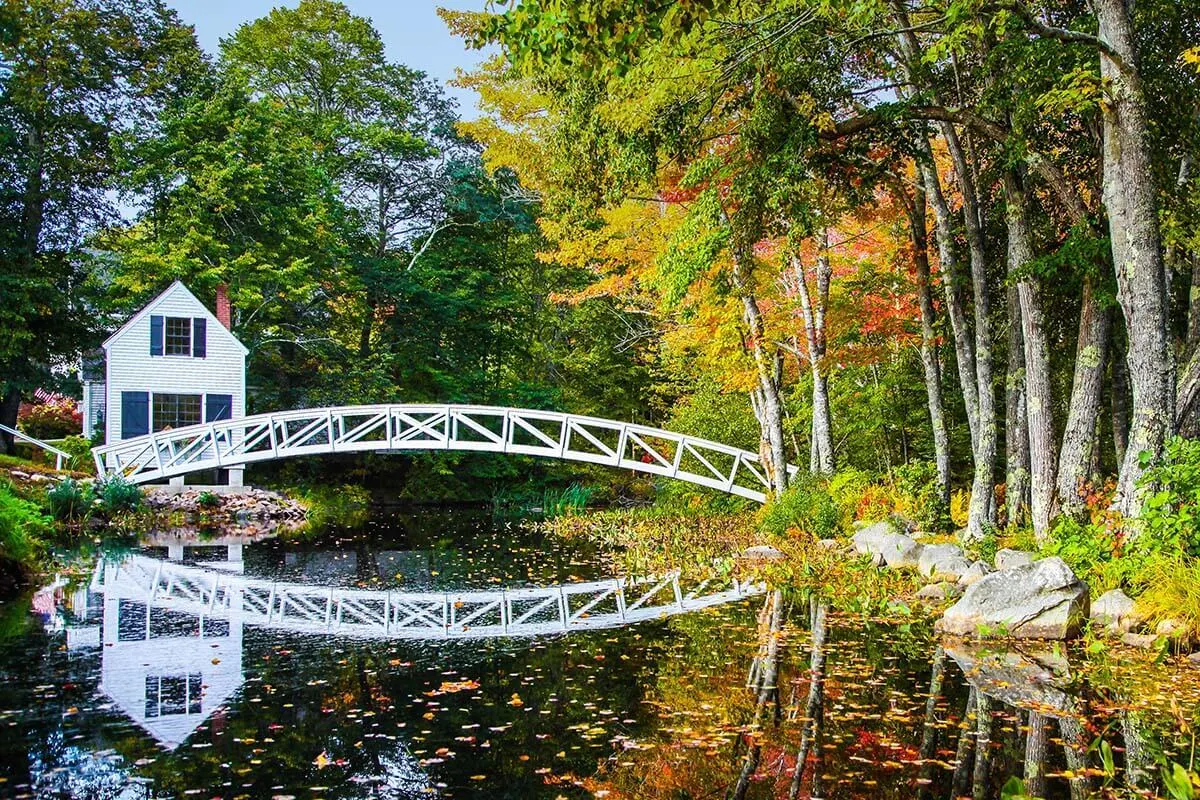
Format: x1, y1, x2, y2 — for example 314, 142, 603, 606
739, 284, 789, 495
946, 124, 998, 542
1060, 715, 1093, 800
791, 240, 834, 474
910, 185, 952, 507
0, 386, 20, 455
1112, 326, 1130, 464
1094, 0, 1174, 515
1058, 277, 1112, 518
1004, 170, 1056, 540
1005, 285, 1030, 527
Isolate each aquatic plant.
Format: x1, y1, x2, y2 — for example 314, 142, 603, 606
94, 473, 143, 513
0, 481, 48, 565
47, 477, 93, 521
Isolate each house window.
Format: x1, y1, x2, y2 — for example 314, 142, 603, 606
153, 394, 202, 432
165, 317, 192, 356
145, 673, 202, 718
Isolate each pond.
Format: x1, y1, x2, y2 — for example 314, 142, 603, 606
0, 507, 1197, 799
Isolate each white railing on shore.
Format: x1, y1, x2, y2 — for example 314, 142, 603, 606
92, 404, 798, 502
0, 423, 71, 470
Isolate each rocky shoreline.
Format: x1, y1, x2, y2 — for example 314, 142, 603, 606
801, 521, 1171, 649
144, 486, 307, 521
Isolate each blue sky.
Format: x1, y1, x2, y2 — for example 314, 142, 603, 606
169, 1, 491, 118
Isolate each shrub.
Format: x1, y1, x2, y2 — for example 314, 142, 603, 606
197, 490, 221, 509
0, 481, 49, 564
47, 477, 93, 521
827, 469, 875, 528
758, 475, 841, 541
891, 461, 951, 532
17, 394, 81, 439
950, 490, 971, 530
94, 473, 143, 513
57, 435, 96, 474
1137, 437, 1200, 557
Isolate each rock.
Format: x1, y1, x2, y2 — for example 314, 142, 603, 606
741, 545, 786, 562
959, 561, 992, 587
1090, 589, 1139, 634
1156, 618, 1190, 638
918, 544, 964, 577
1187, 652, 1200, 668
944, 642, 1076, 715
1121, 632, 1159, 649
879, 534, 925, 570
995, 548, 1035, 570
915, 582, 961, 601
935, 557, 1090, 640
29, 473, 50, 483
851, 522, 894, 556
9, 470, 29, 480
816, 538, 840, 549
870, 552, 885, 568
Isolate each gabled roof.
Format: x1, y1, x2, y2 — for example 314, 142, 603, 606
102, 280, 248, 355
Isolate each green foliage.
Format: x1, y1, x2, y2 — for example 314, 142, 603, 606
296, 483, 370, 530
0, 481, 48, 565
57, 435, 96, 474
758, 475, 841, 541
47, 478, 93, 521
540, 484, 594, 518
1163, 762, 1198, 800
1138, 437, 1200, 557
93, 474, 143, 514
197, 491, 221, 509
890, 461, 951, 532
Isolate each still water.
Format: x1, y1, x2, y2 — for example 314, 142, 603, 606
0, 508, 1197, 799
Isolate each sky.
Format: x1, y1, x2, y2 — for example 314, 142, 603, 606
168, 0, 492, 119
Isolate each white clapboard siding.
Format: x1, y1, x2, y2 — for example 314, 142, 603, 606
103, 281, 247, 445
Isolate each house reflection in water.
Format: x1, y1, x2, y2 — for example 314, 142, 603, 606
96, 549, 245, 751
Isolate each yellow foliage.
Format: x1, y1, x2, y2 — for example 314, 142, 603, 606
950, 489, 971, 529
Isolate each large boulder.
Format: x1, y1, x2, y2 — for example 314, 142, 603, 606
879, 533, 925, 570
915, 582, 962, 601
918, 544, 964, 577
851, 522, 894, 556
1090, 589, 1139, 635
935, 557, 1090, 640
995, 548, 1035, 570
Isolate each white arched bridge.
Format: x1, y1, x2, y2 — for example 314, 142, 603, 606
92, 404, 797, 502
93, 554, 764, 639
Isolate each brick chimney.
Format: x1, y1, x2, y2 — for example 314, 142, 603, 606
215, 283, 231, 330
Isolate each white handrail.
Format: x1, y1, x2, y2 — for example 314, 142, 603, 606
0, 423, 70, 470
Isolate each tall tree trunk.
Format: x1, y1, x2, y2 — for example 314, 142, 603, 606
945, 123, 998, 542
1005, 285, 1030, 526
0, 387, 20, 455
1094, 0, 1174, 515
731, 589, 784, 800
1112, 326, 1131, 464
1060, 716, 1093, 800
971, 693, 992, 800
1004, 170, 1056, 540
791, 238, 834, 474
909, 184, 952, 507
1058, 278, 1113, 518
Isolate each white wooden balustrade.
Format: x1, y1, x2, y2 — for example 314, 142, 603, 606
92, 404, 798, 502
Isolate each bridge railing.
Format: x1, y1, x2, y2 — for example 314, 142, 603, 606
93, 404, 798, 501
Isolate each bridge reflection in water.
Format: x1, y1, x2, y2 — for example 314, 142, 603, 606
66, 541, 761, 753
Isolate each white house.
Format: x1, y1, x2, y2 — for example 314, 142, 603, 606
85, 280, 248, 486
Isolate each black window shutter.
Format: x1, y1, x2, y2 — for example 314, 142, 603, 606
193, 317, 207, 358
150, 316, 164, 356
121, 391, 149, 439
205, 394, 232, 423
